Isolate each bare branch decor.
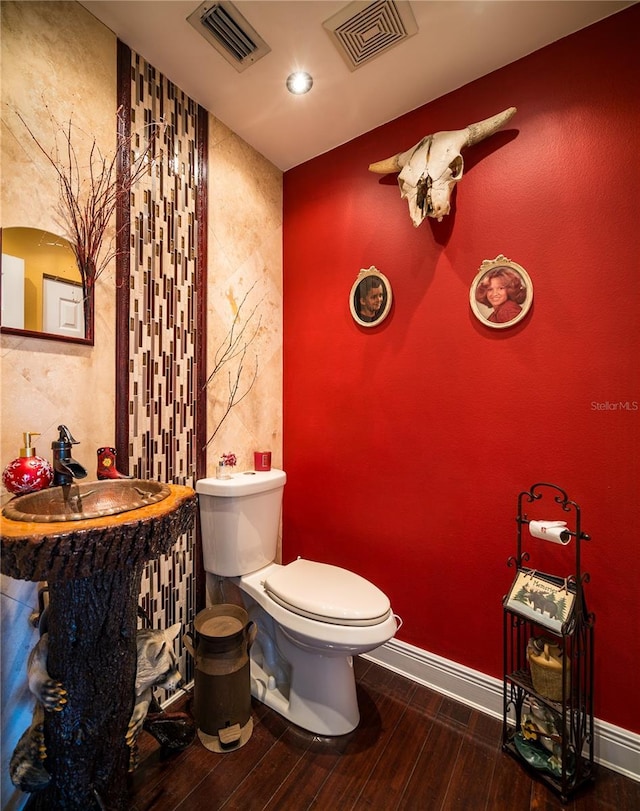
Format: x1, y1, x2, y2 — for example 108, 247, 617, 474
204, 282, 263, 450
14, 104, 163, 334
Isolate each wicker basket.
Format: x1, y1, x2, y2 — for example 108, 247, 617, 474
527, 637, 570, 701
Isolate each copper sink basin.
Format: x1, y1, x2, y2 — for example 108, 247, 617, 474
2, 479, 171, 523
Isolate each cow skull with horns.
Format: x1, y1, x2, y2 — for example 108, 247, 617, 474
368, 107, 517, 226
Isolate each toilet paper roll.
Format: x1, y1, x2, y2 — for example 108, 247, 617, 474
529, 520, 571, 545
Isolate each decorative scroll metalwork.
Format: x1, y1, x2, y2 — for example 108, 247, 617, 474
503, 483, 595, 802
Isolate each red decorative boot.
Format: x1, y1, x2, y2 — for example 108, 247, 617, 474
96, 447, 132, 480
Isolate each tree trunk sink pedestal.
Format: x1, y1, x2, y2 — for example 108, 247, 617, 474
1, 483, 197, 810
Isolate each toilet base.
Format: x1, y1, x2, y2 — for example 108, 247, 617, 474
249, 627, 360, 736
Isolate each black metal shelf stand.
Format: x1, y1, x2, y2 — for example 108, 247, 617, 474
502, 482, 595, 803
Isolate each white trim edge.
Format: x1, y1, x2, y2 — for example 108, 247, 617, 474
363, 638, 639, 783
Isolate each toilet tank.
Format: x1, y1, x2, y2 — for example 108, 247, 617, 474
196, 469, 286, 576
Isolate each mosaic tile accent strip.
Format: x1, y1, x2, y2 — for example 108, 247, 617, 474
125, 52, 202, 687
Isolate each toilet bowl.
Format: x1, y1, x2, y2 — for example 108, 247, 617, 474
196, 470, 399, 735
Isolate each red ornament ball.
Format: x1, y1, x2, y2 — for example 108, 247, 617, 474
2, 457, 54, 495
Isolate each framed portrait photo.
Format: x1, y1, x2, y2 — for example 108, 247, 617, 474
350, 266, 392, 327
470, 255, 533, 329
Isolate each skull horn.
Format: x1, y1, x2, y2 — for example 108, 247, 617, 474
368, 137, 427, 174
368, 152, 408, 175
465, 106, 517, 147
368, 107, 516, 174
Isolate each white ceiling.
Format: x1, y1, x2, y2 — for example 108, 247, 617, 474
80, 1, 634, 171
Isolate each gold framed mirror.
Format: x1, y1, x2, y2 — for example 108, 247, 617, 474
0, 227, 92, 344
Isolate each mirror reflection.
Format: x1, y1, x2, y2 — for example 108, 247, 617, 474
1, 227, 90, 342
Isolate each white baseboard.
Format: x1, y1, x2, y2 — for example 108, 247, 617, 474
363, 638, 640, 783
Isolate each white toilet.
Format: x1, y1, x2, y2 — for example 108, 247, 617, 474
196, 469, 399, 736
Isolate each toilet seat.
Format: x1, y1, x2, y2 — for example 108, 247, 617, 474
263, 559, 391, 627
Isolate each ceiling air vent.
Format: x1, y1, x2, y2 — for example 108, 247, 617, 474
323, 0, 418, 72
187, 1, 271, 72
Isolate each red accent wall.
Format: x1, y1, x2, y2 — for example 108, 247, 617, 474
283, 6, 640, 733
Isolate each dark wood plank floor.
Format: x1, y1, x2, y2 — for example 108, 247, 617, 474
128, 657, 639, 811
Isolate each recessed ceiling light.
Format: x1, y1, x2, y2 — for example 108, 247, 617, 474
286, 71, 313, 95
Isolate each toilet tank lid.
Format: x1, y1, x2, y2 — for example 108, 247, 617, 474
196, 469, 286, 497
263, 559, 391, 624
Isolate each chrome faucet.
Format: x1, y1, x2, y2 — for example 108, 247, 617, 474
52, 425, 88, 486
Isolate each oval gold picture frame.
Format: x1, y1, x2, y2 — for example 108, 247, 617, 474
470, 255, 533, 329
350, 266, 392, 327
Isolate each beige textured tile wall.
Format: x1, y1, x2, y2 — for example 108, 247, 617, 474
206, 117, 283, 476
1, 1, 284, 497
